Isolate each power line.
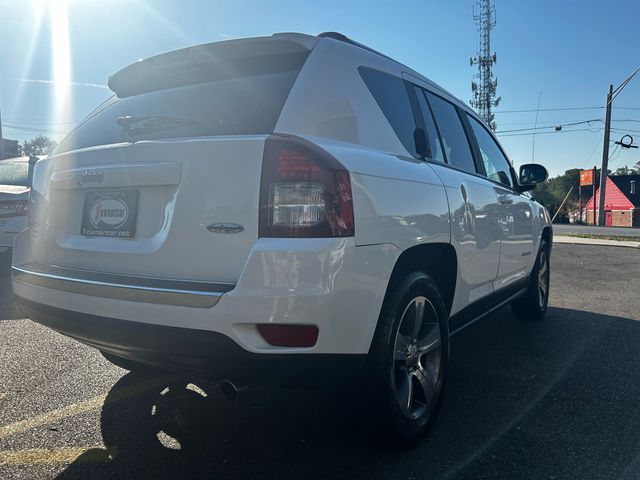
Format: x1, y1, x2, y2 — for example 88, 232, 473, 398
494, 106, 640, 114
582, 137, 603, 169
3, 118, 78, 125
495, 106, 603, 114
496, 127, 602, 137
2, 124, 67, 134
611, 127, 640, 135
496, 119, 603, 134
499, 117, 640, 128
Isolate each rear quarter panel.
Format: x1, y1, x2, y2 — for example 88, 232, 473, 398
316, 139, 450, 248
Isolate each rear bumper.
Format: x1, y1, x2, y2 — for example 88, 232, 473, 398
12, 262, 233, 308
13, 234, 400, 359
16, 296, 366, 385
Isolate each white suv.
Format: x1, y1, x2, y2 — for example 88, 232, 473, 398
13, 32, 551, 444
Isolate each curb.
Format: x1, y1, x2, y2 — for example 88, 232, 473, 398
554, 235, 640, 248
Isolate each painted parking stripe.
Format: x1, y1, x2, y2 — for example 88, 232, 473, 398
0, 395, 106, 441
0, 375, 170, 441
0, 446, 115, 465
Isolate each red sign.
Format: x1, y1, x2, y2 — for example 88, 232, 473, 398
580, 169, 594, 186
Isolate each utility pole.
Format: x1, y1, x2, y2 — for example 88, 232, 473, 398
0, 102, 4, 160
597, 85, 613, 226
470, 0, 501, 131
597, 65, 640, 226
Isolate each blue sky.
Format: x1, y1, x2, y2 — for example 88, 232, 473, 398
1, 0, 640, 176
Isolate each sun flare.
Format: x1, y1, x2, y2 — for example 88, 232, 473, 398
49, 0, 72, 126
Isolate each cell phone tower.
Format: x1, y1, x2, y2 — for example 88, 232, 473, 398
470, 0, 501, 131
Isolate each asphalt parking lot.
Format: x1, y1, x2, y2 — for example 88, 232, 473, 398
2, 244, 640, 479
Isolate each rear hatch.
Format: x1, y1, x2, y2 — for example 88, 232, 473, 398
28, 35, 314, 283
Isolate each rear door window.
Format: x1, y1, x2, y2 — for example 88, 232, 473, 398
425, 92, 477, 174
359, 67, 419, 158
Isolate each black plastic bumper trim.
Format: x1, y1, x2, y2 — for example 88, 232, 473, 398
15, 297, 366, 386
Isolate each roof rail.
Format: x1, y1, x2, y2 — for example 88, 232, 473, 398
317, 32, 394, 62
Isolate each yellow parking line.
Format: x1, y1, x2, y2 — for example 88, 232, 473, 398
0, 375, 170, 441
0, 396, 106, 441
0, 446, 116, 465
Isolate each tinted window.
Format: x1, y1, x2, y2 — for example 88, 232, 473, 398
412, 86, 445, 163
359, 67, 418, 157
467, 115, 513, 187
56, 54, 307, 154
425, 92, 477, 174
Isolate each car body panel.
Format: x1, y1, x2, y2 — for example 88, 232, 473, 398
13, 234, 398, 354
27, 137, 267, 283
12, 32, 552, 371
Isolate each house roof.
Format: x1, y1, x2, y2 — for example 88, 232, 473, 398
610, 175, 640, 207
584, 175, 640, 210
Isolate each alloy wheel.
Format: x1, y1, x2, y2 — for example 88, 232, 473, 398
537, 250, 549, 308
392, 296, 442, 420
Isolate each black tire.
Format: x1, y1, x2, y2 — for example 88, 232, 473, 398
366, 271, 449, 446
511, 239, 550, 321
100, 351, 159, 373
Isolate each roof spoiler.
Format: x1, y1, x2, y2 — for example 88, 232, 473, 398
107, 34, 315, 98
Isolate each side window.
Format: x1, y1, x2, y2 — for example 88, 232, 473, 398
411, 86, 445, 163
425, 92, 477, 174
359, 67, 418, 157
467, 115, 513, 187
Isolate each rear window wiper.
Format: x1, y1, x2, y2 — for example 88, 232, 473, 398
116, 115, 197, 137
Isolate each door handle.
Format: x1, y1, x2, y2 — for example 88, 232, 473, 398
498, 195, 513, 205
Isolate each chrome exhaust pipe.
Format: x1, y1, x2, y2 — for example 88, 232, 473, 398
219, 380, 248, 402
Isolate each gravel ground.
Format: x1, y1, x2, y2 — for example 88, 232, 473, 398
1, 244, 640, 479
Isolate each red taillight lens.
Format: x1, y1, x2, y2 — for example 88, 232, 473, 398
259, 134, 354, 238
0, 200, 28, 218
257, 324, 319, 348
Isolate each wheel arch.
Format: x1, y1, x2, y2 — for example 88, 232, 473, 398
383, 243, 457, 316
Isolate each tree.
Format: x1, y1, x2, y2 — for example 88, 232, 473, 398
531, 168, 583, 223
613, 165, 640, 176
19, 135, 57, 157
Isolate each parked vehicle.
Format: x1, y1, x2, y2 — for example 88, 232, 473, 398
0, 156, 36, 248
12, 32, 551, 444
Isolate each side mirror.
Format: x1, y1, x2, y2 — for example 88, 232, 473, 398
413, 127, 430, 159
518, 163, 549, 191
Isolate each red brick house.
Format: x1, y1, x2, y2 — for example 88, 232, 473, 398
584, 175, 640, 226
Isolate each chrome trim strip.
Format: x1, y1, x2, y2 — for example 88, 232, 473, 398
12, 264, 233, 308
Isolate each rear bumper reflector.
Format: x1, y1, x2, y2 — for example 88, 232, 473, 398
12, 263, 234, 308
257, 324, 319, 347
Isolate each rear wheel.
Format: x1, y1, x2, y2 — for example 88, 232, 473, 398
366, 271, 449, 445
511, 239, 550, 320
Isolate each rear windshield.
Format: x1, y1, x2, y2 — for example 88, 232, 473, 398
56, 51, 308, 154
0, 160, 32, 187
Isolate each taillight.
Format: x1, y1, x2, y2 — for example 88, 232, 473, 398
259, 134, 354, 237
0, 200, 28, 218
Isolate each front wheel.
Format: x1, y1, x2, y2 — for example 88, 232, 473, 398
366, 272, 449, 445
511, 239, 550, 320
